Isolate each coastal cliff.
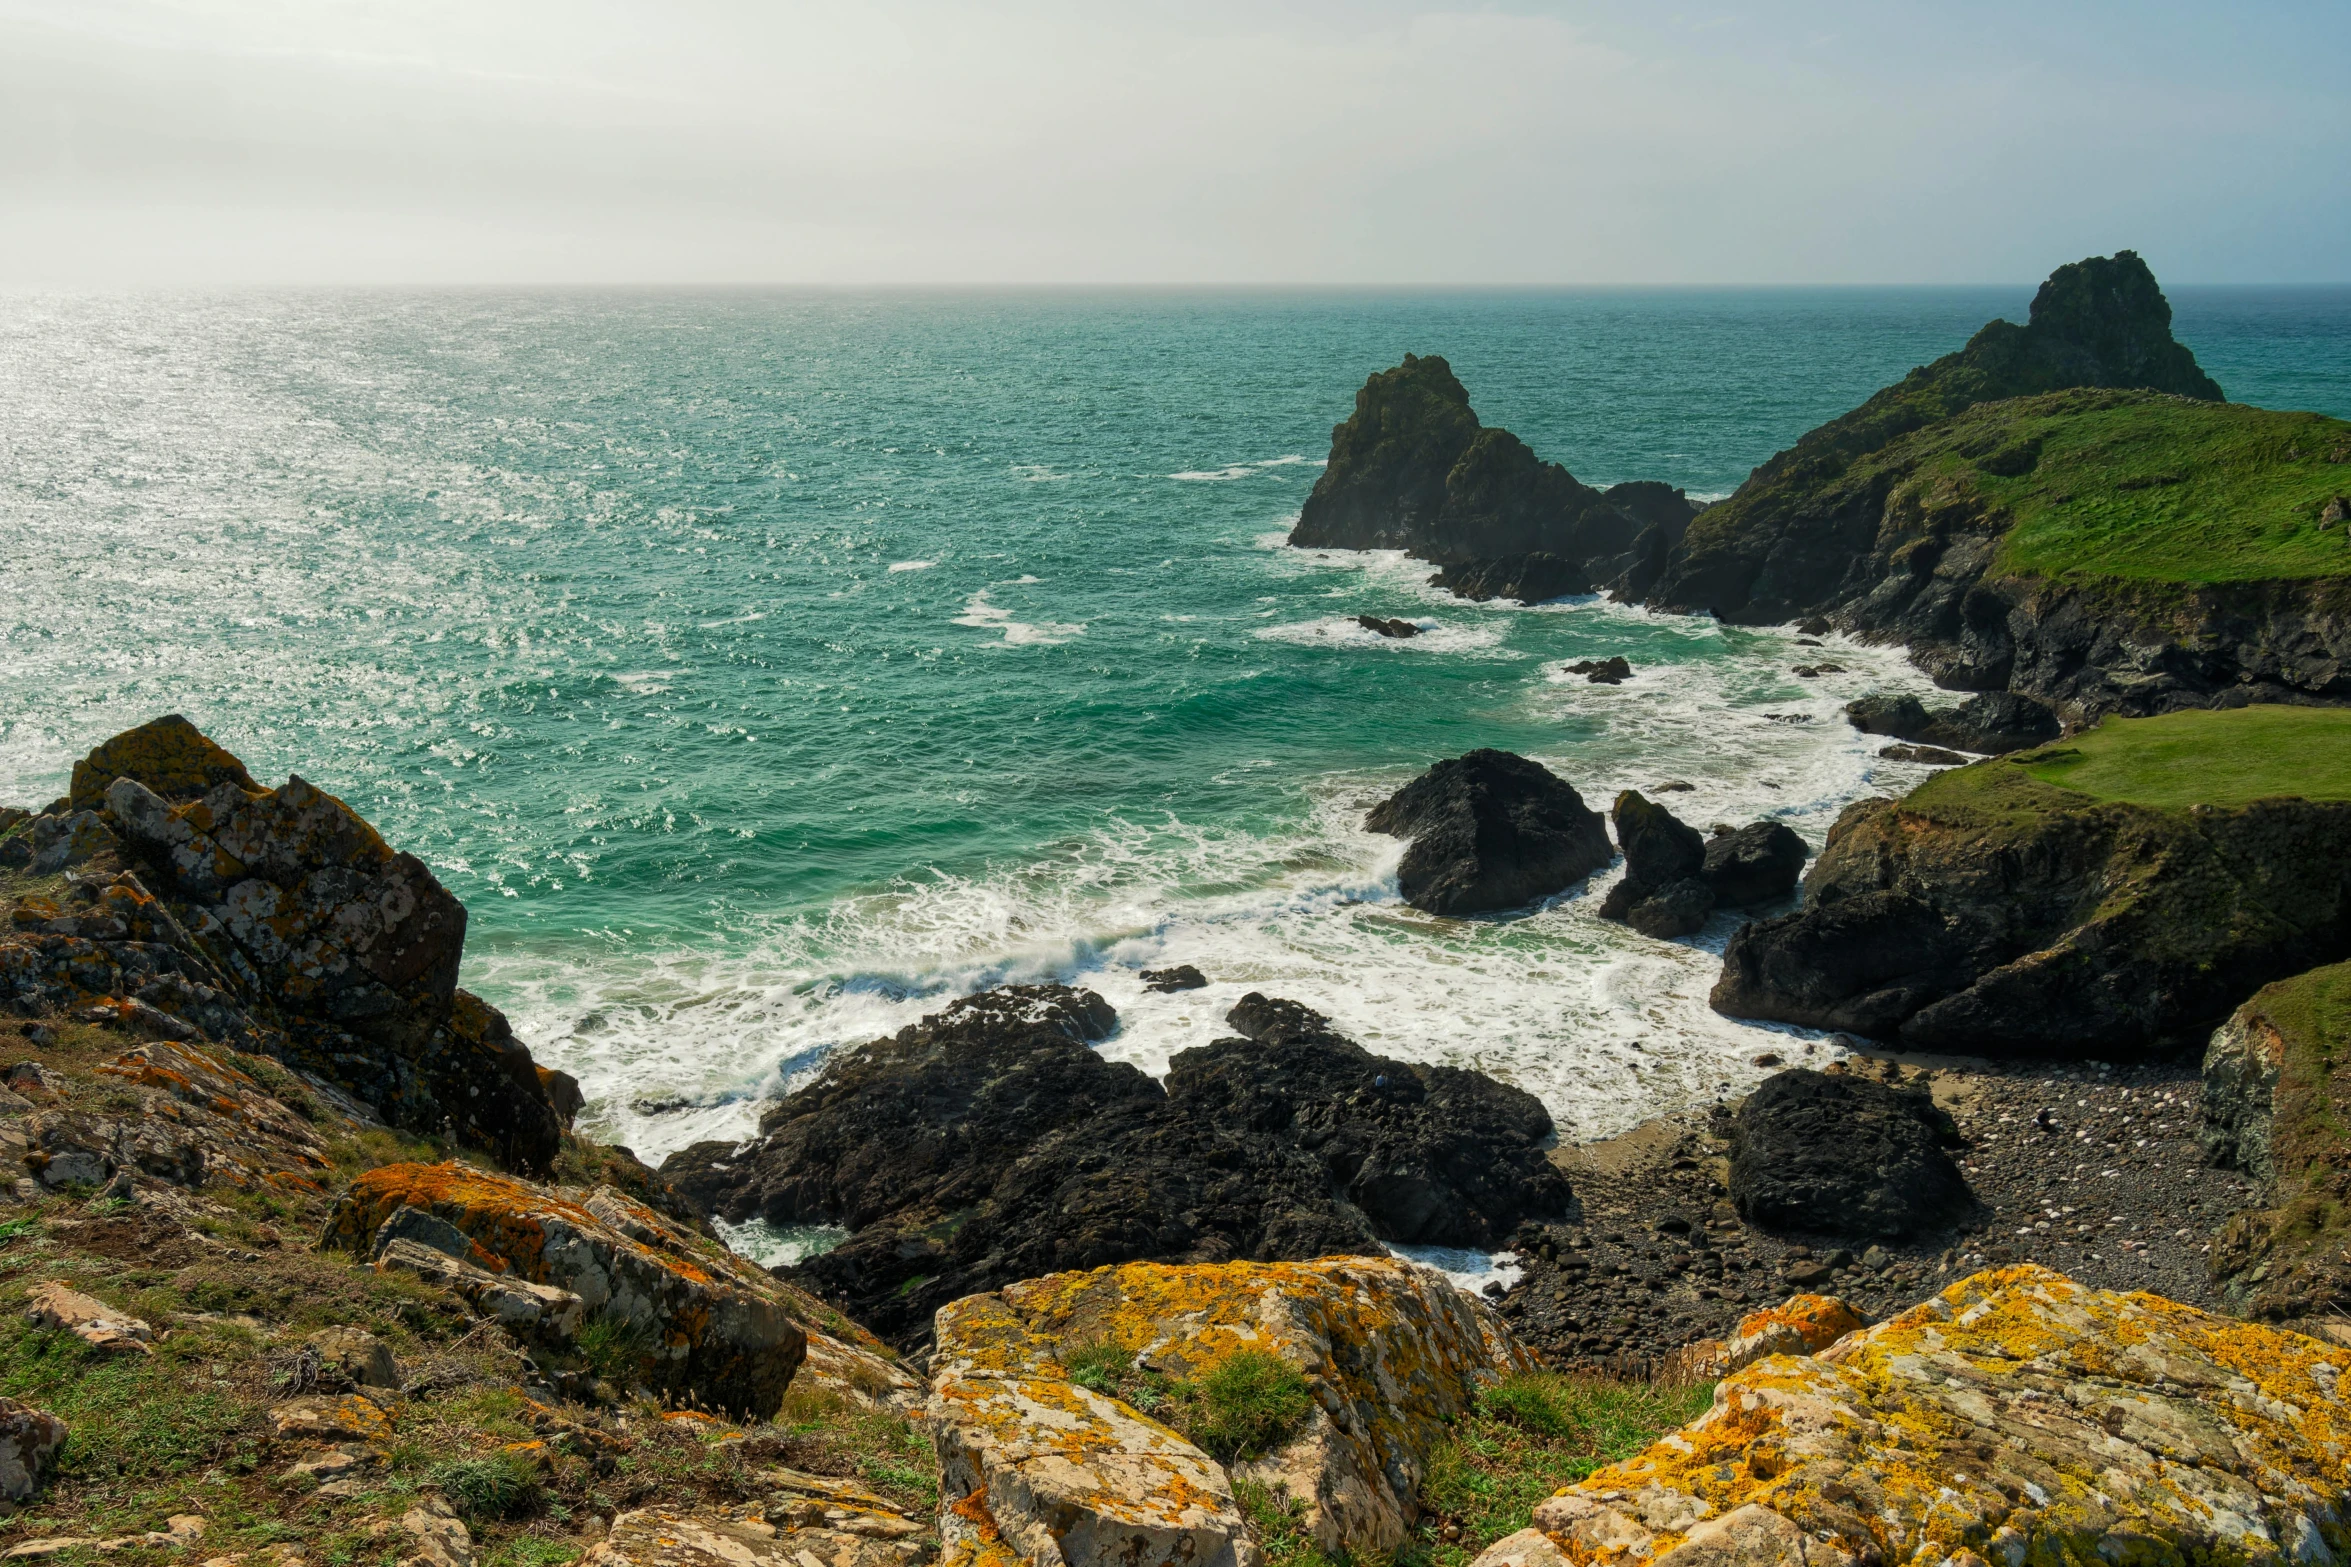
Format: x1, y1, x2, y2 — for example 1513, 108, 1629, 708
1644, 252, 2351, 718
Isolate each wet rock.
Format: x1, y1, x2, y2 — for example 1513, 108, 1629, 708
1599, 794, 1714, 938
324, 1161, 810, 1417
1355, 615, 1419, 639
1484, 1266, 2351, 1567
665, 988, 1566, 1348
1729, 1069, 1971, 1240
1139, 965, 1208, 993
1698, 821, 1808, 908
933, 1255, 1530, 1558
1366, 750, 1613, 915
1624, 878, 1715, 940
1430, 554, 1591, 604
1877, 742, 1967, 765
0, 1399, 66, 1503
1565, 657, 1632, 685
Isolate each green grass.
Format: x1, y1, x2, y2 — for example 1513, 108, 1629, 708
1060, 1343, 1313, 1464
2006, 706, 2351, 809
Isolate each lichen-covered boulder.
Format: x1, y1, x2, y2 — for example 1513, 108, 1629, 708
1665, 1294, 1865, 1382
0, 1398, 67, 1502
323, 1162, 807, 1417
929, 1291, 1256, 1567
584, 1502, 928, 1567
69, 715, 259, 812
1482, 1265, 2351, 1567
933, 1256, 1533, 1563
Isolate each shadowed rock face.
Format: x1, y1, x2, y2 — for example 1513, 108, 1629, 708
1846, 691, 2060, 755
0, 718, 570, 1173
1290, 354, 1696, 572
1727, 1068, 1972, 1239
1712, 769, 2351, 1055
1365, 749, 1614, 916
1429, 553, 1591, 605
660, 989, 1569, 1347
1599, 793, 1809, 939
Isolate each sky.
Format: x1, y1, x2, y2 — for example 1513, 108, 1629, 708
0, 0, 2345, 286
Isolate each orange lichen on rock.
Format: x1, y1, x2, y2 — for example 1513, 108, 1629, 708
1483, 1265, 2351, 1567
68, 714, 258, 812
931, 1255, 1531, 1567
323, 1162, 805, 1418
1665, 1293, 1867, 1382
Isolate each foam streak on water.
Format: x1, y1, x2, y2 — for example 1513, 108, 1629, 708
3, 287, 2343, 1168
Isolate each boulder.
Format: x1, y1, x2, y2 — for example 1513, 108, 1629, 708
323, 1161, 809, 1417
1289, 354, 1695, 564
1429, 554, 1592, 604
1564, 657, 1632, 685
1139, 965, 1208, 993
1698, 821, 1809, 908
1355, 615, 1420, 639
1712, 766, 2351, 1053
0, 1399, 66, 1503
1666, 1293, 1866, 1381
1366, 750, 1613, 915
1482, 1266, 2351, 1567
1612, 793, 1706, 889
585, 1504, 927, 1567
665, 988, 1567, 1348
306, 1326, 402, 1390
25, 1281, 153, 1355
69, 714, 258, 811
1727, 1069, 1972, 1240
932, 1256, 1532, 1560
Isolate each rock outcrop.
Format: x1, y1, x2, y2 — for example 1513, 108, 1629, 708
2202, 960, 2351, 1323
1365, 750, 1614, 915
322, 1161, 814, 1417
1712, 759, 2351, 1053
930, 1256, 1532, 1564
1845, 691, 2061, 755
1289, 355, 1697, 588
1600, 794, 1808, 938
1429, 554, 1591, 605
1726, 1069, 1972, 1239
585, 1500, 930, 1567
0, 717, 572, 1173
1476, 1265, 2351, 1567
0, 1398, 67, 1504
661, 989, 1568, 1347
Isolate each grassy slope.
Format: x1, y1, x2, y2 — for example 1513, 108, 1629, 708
2213, 960, 2351, 1318
2005, 706, 2351, 809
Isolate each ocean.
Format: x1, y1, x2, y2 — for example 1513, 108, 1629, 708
3, 284, 2346, 1265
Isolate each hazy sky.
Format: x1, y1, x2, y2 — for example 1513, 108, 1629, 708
2, 1, 2345, 286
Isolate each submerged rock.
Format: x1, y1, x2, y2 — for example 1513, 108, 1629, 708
1429, 553, 1591, 604
1564, 656, 1632, 684
1476, 1265, 2351, 1567
662, 988, 1568, 1347
1727, 1068, 1972, 1239
1290, 354, 1696, 565
1365, 749, 1613, 915
1140, 964, 1209, 993
931, 1256, 1532, 1561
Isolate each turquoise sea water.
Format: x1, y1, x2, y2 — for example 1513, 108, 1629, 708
3, 286, 2346, 1180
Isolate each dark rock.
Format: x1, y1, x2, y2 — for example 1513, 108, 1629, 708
1290, 354, 1697, 564
1626, 877, 1715, 939
1797, 618, 1833, 636
1566, 656, 1633, 685
660, 986, 1570, 1347
1728, 1068, 1973, 1240
1365, 750, 1614, 915
1792, 663, 1846, 678
1844, 691, 2059, 755
1356, 615, 1420, 639
1429, 553, 1591, 604
1140, 964, 1209, 993
1653, 780, 1695, 794
1612, 792, 1707, 888
1701, 821, 1810, 908
1712, 778, 2351, 1055
1880, 743, 1968, 766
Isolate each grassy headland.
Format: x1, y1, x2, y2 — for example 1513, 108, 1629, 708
2005, 705, 2351, 808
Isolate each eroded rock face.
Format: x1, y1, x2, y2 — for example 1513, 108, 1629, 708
585, 1499, 929, 1567
665, 989, 1567, 1348
1845, 691, 2060, 755
322, 1161, 811, 1417
933, 1256, 1533, 1561
1290, 354, 1695, 568
1712, 767, 2351, 1054
1367, 750, 1614, 916
1727, 1070, 1972, 1240
1481, 1266, 2351, 1567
